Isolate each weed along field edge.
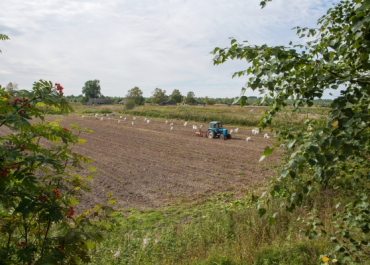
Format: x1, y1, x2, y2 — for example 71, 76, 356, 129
44, 113, 281, 211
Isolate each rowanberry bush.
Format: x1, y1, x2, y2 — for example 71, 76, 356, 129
0, 79, 115, 264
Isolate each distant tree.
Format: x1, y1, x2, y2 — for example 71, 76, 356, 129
82, 80, 102, 99
5, 82, 19, 96
170, 89, 183, 103
151, 88, 167, 105
126, 86, 145, 106
204, 97, 216, 105
124, 100, 135, 110
185, 91, 196, 105
80, 96, 89, 103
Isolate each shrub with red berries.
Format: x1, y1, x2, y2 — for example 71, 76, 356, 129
0, 78, 114, 264
55, 83, 64, 95
68, 206, 74, 218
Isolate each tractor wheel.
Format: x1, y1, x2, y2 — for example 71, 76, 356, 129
207, 130, 215, 139
227, 134, 232, 139
220, 134, 225, 140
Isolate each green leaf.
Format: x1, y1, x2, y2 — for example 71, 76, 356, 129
258, 208, 267, 217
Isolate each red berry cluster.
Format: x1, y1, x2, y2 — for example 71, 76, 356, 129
0, 166, 10, 177
68, 206, 74, 218
37, 194, 47, 204
15, 241, 27, 247
58, 244, 65, 250
55, 83, 64, 95
52, 189, 61, 198
18, 110, 26, 115
20, 145, 26, 151
62, 127, 69, 132
13, 98, 31, 112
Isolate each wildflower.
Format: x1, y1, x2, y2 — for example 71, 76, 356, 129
322, 256, 329, 263
68, 206, 74, 218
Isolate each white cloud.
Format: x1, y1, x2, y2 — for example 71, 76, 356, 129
0, 0, 339, 98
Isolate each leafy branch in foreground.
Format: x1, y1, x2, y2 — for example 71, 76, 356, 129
213, 0, 370, 263
0, 80, 116, 264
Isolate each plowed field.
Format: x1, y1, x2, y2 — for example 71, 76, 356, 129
7, 115, 281, 210
54, 115, 281, 210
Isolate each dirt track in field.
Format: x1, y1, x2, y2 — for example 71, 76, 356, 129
50, 115, 281, 209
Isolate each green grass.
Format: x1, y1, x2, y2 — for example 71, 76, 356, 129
69, 103, 329, 127
89, 194, 328, 264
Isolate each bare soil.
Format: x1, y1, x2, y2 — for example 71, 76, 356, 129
8, 115, 282, 210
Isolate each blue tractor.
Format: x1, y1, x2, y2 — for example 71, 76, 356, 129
206, 121, 231, 140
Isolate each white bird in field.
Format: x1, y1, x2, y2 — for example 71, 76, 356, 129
94, 114, 98, 117
101, 118, 103, 121
170, 123, 173, 126
250, 109, 255, 112
124, 117, 126, 121
133, 117, 136, 121
193, 125, 198, 130
81, 115, 84, 118
230, 129, 233, 134
264, 133, 270, 139
144, 118, 147, 121
132, 122, 134, 126
235, 128, 239, 133
252, 128, 259, 135
170, 126, 174, 131
184, 122, 187, 126
200, 125, 203, 129
166, 120, 168, 124
108, 117, 111, 120
246, 137, 251, 142
119, 116, 123, 119
147, 120, 150, 124
118, 120, 121, 123
106, 114, 109, 117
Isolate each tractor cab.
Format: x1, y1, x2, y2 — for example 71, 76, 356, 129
207, 121, 231, 139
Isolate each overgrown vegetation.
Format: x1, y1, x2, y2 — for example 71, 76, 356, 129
89, 192, 330, 264
213, 0, 370, 263
0, 77, 116, 264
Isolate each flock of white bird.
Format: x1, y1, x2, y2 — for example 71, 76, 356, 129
82, 114, 272, 142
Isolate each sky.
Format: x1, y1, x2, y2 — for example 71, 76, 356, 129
0, 0, 340, 99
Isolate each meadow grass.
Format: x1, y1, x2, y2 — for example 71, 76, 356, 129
70, 103, 328, 128
89, 193, 330, 265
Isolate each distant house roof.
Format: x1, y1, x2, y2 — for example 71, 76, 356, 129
159, 99, 177, 106
118, 100, 125, 104
86, 98, 110, 105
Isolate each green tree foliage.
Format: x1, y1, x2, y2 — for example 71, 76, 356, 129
169, 89, 183, 103
213, 0, 370, 262
82, 80, 102, 99
0, 34, 9, 53
0, 81, 115, 264
0, 37, 115, 263
124, 100, 135, 110
151, 88, 167, 105
126, 86, 144, 106
185, 91, 197, 105
204, 97, 216, 105
5, 82, 19, 97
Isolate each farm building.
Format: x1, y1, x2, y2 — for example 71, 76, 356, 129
86, 98, 111, 105
159, 99, 177, 106
118, 100, 125, 105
